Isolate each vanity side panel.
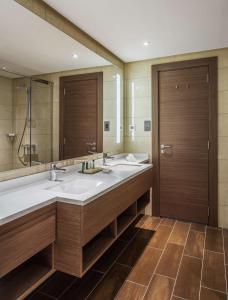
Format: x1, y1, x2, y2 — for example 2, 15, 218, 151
82, 169, 152, 244
54, 201, 82, 277
0, 204, 56, 278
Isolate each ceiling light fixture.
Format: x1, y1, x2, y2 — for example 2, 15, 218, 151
143, 41, 151, 46
73, 54, 78, 58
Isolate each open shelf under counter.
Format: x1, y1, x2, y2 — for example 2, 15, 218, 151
117, 202, 137, 236
137, 190, 150, 214
0, 245, 54, 300
82, 220, 116, 274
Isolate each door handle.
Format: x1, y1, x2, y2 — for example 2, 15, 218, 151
161, 144, 172, 149
161, 144, 172, 154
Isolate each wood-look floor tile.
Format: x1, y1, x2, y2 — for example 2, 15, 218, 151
155, 243, 183, 278
128, 247, 162, 285
117, 235, 150, 267
205, 227, 223, 253
202, 250, 226, 292
160, 218, 176, 227
190, 223, 206, 232
115, 281, 146, 300
119, 215, 147, 242
171, 297, 182, 300
143, 274, 174, 300
168, 222, 190, 246
174, 255, 202, 299
87, 263, 131, 300
59, 270, 103, 300
200, 287, 227, 300
184, 230, 205, 259
139, 225, 172, 249
38, 271, 75, 298
140, 216, 161, 231
93, 240, 127, 273
136, 227, 155, 242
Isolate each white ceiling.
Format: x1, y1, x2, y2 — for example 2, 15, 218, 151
44, 0, 228, 62
0, 1, 109, 78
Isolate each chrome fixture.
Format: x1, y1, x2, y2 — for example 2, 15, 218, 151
49, 163, 66, 181
103, 152, 114, 166
160, 144, 172, 154
6, 133, 16, 143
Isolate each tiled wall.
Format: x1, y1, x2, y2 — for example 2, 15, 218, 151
0, 77, 13, 171
124, 48, 228, 228
40, 64, 124, 161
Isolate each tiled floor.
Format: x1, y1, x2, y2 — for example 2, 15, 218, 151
27, 215, 228, 300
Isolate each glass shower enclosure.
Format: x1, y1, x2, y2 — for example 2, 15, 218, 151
0, 70, 53, 171
16, 77, 53, 168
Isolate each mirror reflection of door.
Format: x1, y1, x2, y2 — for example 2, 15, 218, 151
59, 72, 103, 160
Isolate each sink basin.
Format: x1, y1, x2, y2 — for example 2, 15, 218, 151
111, 163, 142, 170
110, 163, 143, 176
46, 179, 104, 195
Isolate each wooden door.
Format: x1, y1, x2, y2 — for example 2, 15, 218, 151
59, 73, 103, 160
152, 58, 218, 225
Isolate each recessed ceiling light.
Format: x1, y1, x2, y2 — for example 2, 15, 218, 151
2, 66, 7, 70
143, 41, 151, 46
73, 54, 78, 59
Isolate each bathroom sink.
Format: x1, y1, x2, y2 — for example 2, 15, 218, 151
109, 163, 143, 176
46, 179, 104, 195
111, 163, 142, 170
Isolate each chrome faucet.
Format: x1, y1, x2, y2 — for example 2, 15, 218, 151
103, 152, 114, 166
49, 163, 66, 181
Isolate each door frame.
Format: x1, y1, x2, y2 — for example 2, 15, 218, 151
59, 72, 103, 160
152, 57, 218, 226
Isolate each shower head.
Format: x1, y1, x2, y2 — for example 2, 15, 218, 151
32, 78, 53, 86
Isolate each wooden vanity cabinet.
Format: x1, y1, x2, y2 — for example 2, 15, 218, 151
0, 204, 56, 300
0, 168, 152, 299
54, 168, 152, 277
0, 204, 56, 278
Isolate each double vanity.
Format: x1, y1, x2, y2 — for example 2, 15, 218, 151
0, 154, 152, 300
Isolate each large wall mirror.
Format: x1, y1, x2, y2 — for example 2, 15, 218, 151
0, 1, 124, 174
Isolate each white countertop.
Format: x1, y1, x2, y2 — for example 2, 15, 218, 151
0, 153, 152, 226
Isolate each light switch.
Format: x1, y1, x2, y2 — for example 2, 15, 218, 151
104, 121, 110, 131
144, 120, 151, 131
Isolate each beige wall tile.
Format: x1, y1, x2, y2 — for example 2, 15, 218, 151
126, 78, 151, 99
218, 137, 228, 160
218, 159, 228, 183
219, 206, 228, 228
218, 67, 228, 91
219, 183, 228, 206
218, 91, 228, 114
125, 97, 151, 118
218, 114, 228, 137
